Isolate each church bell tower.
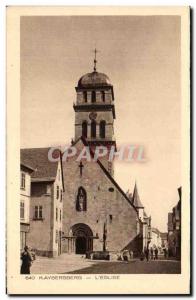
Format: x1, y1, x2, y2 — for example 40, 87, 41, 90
73, 50, 116, 175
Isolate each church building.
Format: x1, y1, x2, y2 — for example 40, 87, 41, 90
20, 53, 148, 258
61, 55, 143, 256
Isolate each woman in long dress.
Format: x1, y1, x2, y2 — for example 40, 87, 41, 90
20, 245, 33, 274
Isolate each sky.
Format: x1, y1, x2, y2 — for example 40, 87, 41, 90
21, 15, 181, 232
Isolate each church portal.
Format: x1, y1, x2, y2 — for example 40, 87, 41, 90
71, 223, 93, 254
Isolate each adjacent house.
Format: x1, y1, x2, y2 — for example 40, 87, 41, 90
20, 163, 34, 251
160, 232, 168, 248
21, 148, 65, 257
131, 183, 152, 250
167, 187, 181, 259
150, 227, 162, 249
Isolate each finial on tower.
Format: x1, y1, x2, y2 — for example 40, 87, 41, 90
93, 48, 98, 72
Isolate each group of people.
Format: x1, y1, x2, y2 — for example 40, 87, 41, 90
141, 246, 159, 261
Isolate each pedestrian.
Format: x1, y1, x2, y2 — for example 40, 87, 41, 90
144, 246, 149, 261
150, 247, 154, 260
154, 247, 158, 260
122, 249, 129, 262
20, 245, 33, 274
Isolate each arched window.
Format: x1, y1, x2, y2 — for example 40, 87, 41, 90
100, 120, 106, 138
101, 91, 105, 102
76, 187, 87, 211
82, 121, 87, 138
91, 120, 96, 138
83, 91, 87, 103
92, 91, 96, 103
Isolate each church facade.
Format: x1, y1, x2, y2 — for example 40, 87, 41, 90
61, 62, 143, 256
20, 58, 148, 258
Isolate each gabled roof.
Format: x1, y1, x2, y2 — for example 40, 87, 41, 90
132, 182, 144, 208
71, 136, 138, 213
20, 148, 61, 182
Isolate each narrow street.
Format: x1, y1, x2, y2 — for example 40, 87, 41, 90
30, 254, 181, 274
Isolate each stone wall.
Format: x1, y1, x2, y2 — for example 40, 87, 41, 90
27, 192, 53, 256
75, 110, 114, 141
62, 139, 140, 254
52, 161, 64, 256
27, 160, 64, 257
76, 88, 113, 104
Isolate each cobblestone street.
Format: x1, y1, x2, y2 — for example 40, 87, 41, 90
30, 254, 181, 274
31, 254, 97, 274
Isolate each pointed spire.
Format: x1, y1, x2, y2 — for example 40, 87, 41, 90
132, 181, 144, 208
126, 189, 133, 201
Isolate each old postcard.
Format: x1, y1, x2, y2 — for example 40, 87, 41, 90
6, 6, 190, 295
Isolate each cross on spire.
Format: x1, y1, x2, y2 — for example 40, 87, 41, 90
93, 48, 98, 72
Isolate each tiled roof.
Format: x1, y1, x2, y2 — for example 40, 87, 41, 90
132, 183, 144, 208
20, 148, 59, 181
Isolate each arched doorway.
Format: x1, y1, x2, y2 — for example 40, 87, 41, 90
71, 223, 93, 254
76, 237, 86, 254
